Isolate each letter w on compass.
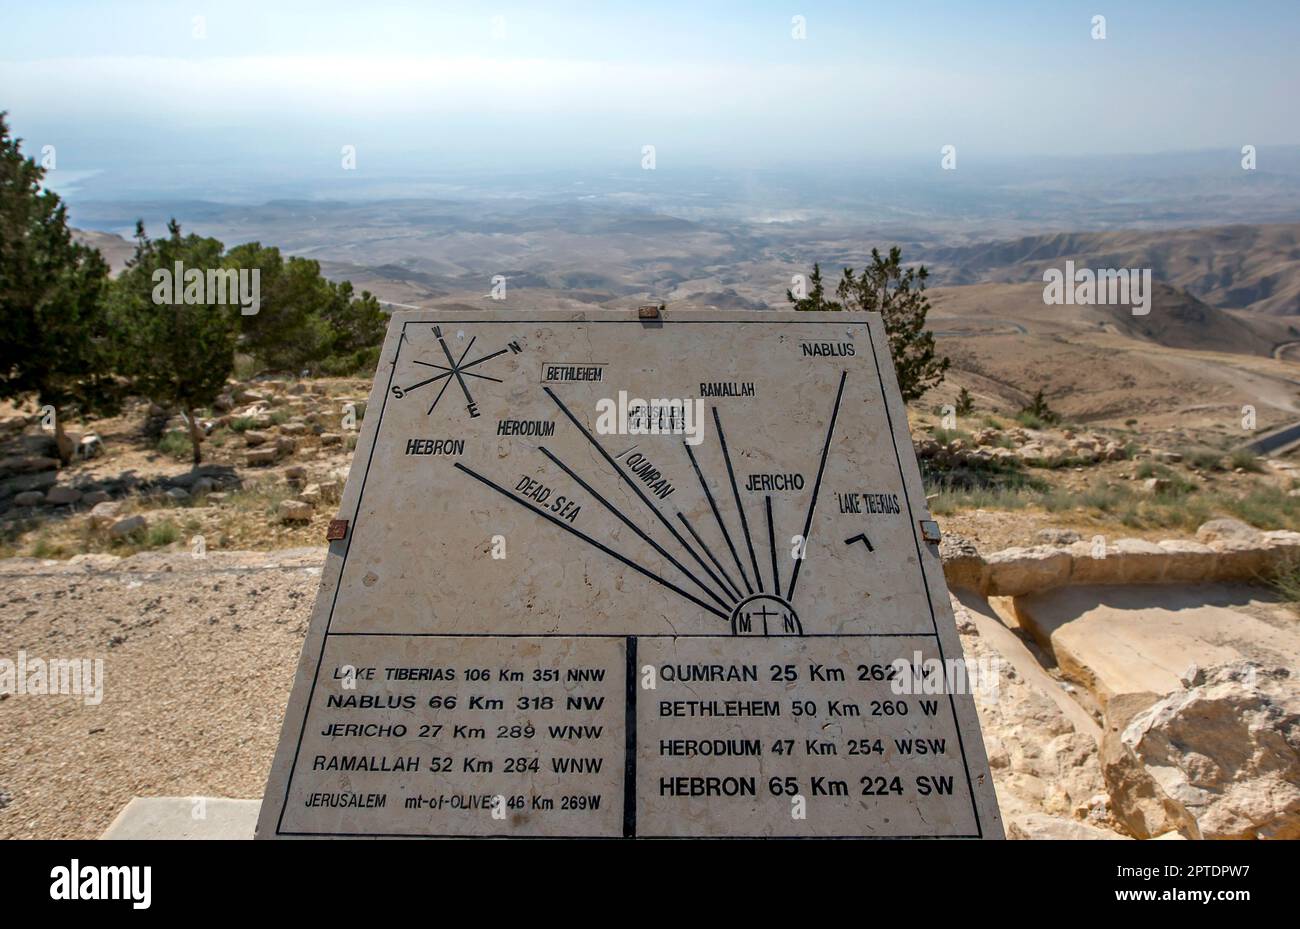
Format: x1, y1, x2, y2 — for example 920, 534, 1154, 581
393, 325, 521, 418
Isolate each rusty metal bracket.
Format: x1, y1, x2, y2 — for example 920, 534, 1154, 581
326, 519, 349, 541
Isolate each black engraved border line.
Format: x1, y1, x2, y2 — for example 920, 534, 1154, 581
785, 369, 847, 604
540, 446, 735, 611
683, 441, 754, 596
713, 407, 765, 593
274, 315, 404, 836
455, 462, 730, 621
543, 386, 739, 611
864, 321, 983, 838
766, 495, 781, 596
623, 635, 637, 839
674, 511, 744, 601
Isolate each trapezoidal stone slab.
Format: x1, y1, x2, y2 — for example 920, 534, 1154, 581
256, 309, 1004, 839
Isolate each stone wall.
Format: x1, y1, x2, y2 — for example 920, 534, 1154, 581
941, 520, 1300, 597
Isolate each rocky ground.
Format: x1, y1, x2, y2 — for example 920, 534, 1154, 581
1, 378, 1298, 839
4, 546, 1291, 840
0, 377, 372, 559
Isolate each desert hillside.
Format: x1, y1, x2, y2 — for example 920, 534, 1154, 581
924, 223, 1300, 316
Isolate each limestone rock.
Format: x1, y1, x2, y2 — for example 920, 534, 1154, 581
245, 448, 279, 467
279, 500, 314, 523
0, 455, 59, 476
1205, 538, 1269, 581
1120, 663, 1300, 840
981, 546, 1071, 596
939, 533, 984, 590
1196, 518, 1260, 544
45, 485, 83, 506
1111, 538, 1166, 584
244, 430, 270, 447
109, 515, 148, 538
1007, 813, 1129, 840
89, 501, 123, 529
1035, 528, 1081, 546
1100, 692, 1198, 839
955, 595, 1120, 836
1155, 540, 1210, 575
12, 490, 44, 507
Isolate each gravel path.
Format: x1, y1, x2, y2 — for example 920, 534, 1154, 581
0, 549, 323, 839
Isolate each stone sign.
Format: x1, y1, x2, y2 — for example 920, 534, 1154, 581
257, 309, 1004, 838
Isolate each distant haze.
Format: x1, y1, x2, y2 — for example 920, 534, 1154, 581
4, 0, 1299, 202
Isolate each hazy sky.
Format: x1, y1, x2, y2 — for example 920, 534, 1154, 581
3, 0, 1299, 189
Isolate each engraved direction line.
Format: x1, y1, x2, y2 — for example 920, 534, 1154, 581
766, 495, 781, 596
427, 375, 454, 415
404, 370, 454, 393
411, 340, 511, 413
438, 333, 476, 407
845, 532, 875, 552
543, 387, 737, 608
454, 462, 729, 621
683, 441, 753, 595
413, 360, 503, 384
675, 511, 743, 601
539, 446, 735, 611
714, 407, 765, 593
786, 369, 847, 603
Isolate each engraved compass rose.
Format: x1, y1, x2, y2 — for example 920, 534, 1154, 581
392, 325, 521, 418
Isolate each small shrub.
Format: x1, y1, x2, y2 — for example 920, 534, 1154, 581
1265, 555, 1300, 613
1018, 388, 1060, 427
1182, 447, 1225, 472
930, 427, 973, 446
157, 430, 192, 460
146, 521, 180, 548
1229, 449, 1264, 473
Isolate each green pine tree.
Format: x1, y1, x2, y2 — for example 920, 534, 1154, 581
0, 112, 113, 462
789, 247, 949, 402
109, 220, 240, 464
